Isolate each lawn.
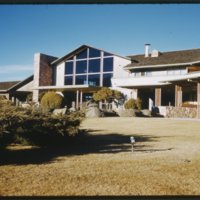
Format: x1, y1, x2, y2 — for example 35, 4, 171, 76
0, 117, 200, 196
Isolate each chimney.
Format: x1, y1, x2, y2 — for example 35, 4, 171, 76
145, 43, 150, 58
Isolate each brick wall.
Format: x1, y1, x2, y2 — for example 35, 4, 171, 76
39, 54, 58, 86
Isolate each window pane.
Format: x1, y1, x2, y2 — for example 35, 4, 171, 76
65, 62, 73, 75
88, 74, 100, 86
64, 76, 73, 85
76, 75, 87, 85
83, 93, 93, 101
104, 52, 113, 57
88, 59, 100, 73
76, 60, 87, 74
76, 49, 87, 59
103, 73, 113, 87
103, 57, 113, 72
89, 48, 101, 58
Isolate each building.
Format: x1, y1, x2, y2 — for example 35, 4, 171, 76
0, 75, 33, 104
1, 44, 200, 118
113, 44, 200, 118
32, 45, 131, 108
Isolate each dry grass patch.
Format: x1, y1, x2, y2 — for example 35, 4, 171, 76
0, 117, 200, 195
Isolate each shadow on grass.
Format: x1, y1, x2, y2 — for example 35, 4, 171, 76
0, 129, 170, 166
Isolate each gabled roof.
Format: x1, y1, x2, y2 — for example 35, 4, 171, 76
0, 81, 20, 91
51, 44, 130, 65
125, 48, 200, 70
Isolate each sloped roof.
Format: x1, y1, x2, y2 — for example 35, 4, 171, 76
9, 75, 33, 91
51, 44, 130, 65
126, 48, 200, 69
0, 81, 20, 91
0, 75, 33, 92
51, 45, 87, 65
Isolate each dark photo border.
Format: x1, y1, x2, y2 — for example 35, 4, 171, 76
0, 0, 200, 4
0, 1, 200, 200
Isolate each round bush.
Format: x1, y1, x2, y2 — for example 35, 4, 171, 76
40, 92, 64, 112
124, 98, 142, 110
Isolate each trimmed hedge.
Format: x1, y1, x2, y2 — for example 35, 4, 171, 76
40, 92, 64, 112
124, 98, 142, 110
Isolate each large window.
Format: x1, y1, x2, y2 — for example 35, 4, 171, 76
89, 48, 101, 58
103, 57, 113, 72
76, 49, 87, 59
64, 76, 73, 85
76, 60, 87, 74
63, 47, 114, 86
103, 73, 113, 87
65, 61, 73, 75
76, 75, 87, 85
104, 52, 112, 57
88, 59, 100, 73
88, 74, 100, 86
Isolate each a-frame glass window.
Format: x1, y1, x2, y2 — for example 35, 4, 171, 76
76, 60, 87, 74
88, 59, 101, 73
89, 48, 101, 58
65, 61, 73, 75
103, 57, 113, 72
76, 49, 87, 59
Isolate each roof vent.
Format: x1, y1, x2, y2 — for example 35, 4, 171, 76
151, 49, 160, 57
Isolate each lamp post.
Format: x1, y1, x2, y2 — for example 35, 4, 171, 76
130, 136, 135, 152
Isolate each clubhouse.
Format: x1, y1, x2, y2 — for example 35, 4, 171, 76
1, 44, 200, 118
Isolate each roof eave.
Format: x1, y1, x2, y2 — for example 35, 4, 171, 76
8, 75, 34, 91
124, 60, 200, 70
51, 44, 130, 66
51, 45, 88, 66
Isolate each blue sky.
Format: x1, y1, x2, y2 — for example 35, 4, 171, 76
0, 4, 200, 81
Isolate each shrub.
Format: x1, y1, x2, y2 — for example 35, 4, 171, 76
0, 96, 6, 101
40, 92, 64, 112
17, 111, 83, 146
39, 91, 46, 102
93, 87, 124, 103
124, 98, 142, 110
0, 96, 13, 107
0, 100, 84, 147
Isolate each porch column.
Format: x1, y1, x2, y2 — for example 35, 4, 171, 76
155, 87, 161, 107
11, 96, 15, 103
197, 83, 200, 119
76, 90, 79, 109
175, 85, 182, 107
131, 89, 138, 99
5, 93, 9, 100
99, 101, 102, 110
33, 90, 39, 103
80, 90, 83, 109
15, 98, 20, 106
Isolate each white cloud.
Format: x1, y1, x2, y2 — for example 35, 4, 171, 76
0, 65, 33, 74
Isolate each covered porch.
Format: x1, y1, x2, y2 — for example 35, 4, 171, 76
35, 85, 101, 110
127, 78, 200, 118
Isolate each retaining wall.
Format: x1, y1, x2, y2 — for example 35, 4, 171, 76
166, 106, 197, 118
